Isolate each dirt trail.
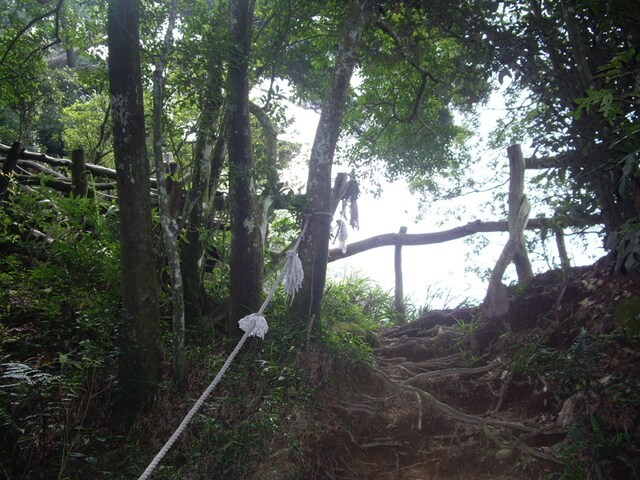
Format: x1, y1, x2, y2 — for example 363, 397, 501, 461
298, 258, 640, 479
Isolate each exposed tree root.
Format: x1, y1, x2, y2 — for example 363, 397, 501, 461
361, 362, 565, 464
402, 361, 503, 385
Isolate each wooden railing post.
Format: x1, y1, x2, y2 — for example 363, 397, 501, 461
554, 227, 571, 270
0, 141, 24, 199
71, 148, 88, 197
395, 226, 407, 324
507, 144, 533, 281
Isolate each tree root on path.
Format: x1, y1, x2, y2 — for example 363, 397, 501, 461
402, 361, 503, 385
377, 353, 461, 371
361, 365, 565, 465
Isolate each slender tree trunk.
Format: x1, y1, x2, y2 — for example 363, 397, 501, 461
291, 0, 369, 328
152, 0, 185, 388
107, 0, 162, 424
249, 101, 280, 246
227, 0, 263, 334
394, 226, 407, 325
181, 32, 225, 328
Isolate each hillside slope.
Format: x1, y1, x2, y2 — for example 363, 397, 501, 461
290, 255, 640, 479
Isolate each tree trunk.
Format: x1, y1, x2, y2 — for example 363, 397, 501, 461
291, 0, 370, 328
554, 227, 571, 270
227, 0, 263, 334
107, 0, 162, 424
484, 197, 531, 319
507, 144, 533, 281
250, 101, 280, 247
151, 0, 185, 389
181, 29, 225, 328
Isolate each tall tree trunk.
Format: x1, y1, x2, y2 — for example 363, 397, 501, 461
227, 0, 263, 334
291, 0, 369, 328
107, 0, 162, 424
152, 0, 185, 388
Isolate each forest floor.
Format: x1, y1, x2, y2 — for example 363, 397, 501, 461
260, 254, 640, 479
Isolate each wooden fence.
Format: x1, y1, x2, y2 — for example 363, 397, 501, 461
1, 141, 600, 323
326, 144, 601, 323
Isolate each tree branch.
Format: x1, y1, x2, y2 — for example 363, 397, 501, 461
0, 0, 64, 67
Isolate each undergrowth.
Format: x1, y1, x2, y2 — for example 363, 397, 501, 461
1, 188, 122, 480
1, 184, 475, 479
505, 327, 640, 480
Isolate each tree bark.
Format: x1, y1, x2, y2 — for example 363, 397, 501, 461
507, 144, 533, 281
291, 0, 370, 326
181, 27, 225, 328
554, 227, 571, 270
152, 0, 185, 388
227, 0, 263, 334
484, 197, 531, 319
249, 101, 279, 247
0, 142, 120, 179
107, 0, 162, 424
561, 0, 593, 89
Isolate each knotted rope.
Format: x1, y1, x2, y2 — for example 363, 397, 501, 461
137, 218, 309, 480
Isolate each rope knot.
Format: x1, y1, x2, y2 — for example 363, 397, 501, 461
238, 313, 269, 339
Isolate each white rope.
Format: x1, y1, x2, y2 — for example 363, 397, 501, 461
138, 330, 251, 480
137, 217, 310, 479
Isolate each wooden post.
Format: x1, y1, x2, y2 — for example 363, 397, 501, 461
0, 141, 24, 198
507, 144, 533, 281
395, 226, 407, 325
485, 197, 531, 318
554, 227, 571, 270
71, 148, 88, 197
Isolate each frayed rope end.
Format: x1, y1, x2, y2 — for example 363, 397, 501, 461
283, 251, 304, 297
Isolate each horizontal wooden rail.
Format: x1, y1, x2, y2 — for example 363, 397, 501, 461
327, 216, 601, 262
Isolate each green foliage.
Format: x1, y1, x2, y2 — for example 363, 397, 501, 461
548, 410, 640, 480
482, 0, 640, 245
267, 211, 300, 253
614, 296, 640, 339
607, 217, 640, 273
508, 328, 640, 480
314, 275, 395, 364
0, 188, 122, 479
322, 274, 396, 329
340, 2, 492, 194
321, 326, 375, 365
140, 292, 314, 479
61, 93, 113, 165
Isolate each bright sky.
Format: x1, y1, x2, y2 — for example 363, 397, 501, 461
281, 92, 605, 310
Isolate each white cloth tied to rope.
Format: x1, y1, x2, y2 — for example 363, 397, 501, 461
238, 313, 269, 339
283, 250, 304, 296
336, 219, 348, 253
